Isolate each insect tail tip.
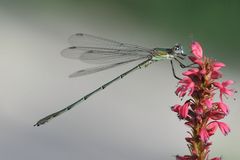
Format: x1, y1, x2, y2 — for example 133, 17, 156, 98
33, 123, 38, 127
33, 121, 42, 127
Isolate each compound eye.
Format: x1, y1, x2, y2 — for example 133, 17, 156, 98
175, 46, 180, 51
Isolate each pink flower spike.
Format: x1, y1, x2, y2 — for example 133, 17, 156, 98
172, 41, 234, 159
217, 121, 230, 135
191, 41, 203, 59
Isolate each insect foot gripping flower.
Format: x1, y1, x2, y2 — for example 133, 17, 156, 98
172, 41, 234, 160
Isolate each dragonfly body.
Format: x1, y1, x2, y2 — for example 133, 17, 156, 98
151, 48, 175, 61
34, 33, 186, 126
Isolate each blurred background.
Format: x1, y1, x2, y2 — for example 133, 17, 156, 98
0, 0, 239, 159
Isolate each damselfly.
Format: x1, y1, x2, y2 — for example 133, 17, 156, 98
34, 33, 188, 126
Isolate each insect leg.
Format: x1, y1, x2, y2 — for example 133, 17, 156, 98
174, 57, 195, 68
170, 60, 182, 80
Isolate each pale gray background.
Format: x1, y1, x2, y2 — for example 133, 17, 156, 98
0, 1, 239, 159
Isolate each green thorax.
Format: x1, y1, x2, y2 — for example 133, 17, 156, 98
151, 48, 173, 61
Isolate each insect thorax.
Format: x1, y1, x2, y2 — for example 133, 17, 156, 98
152, 48, 174, 61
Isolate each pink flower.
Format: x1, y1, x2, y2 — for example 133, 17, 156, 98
210, 61, 225, 79
195, 107, 204, 114
211, 70, 222, 79
208, 121, 230, 136
199, 68, 206, 75
214, 102, 229, 114
203, 98, 213, 108
172, 102, 190, 119
199, 127, 209, 141
191, 41, 203, 59
209, 110, 226, 120
207, 122, 218, 136
182, 68, 199, 76
188, 56, 203, 65
213, 61, 225, 71
213, 80, 234, 101
185, 121, 194, 128
175, 78, 195, 97
217, 121, 230, 135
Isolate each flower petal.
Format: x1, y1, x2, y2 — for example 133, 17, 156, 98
216, 102, 229, 114
213, 82, 222, 89
181, 102, 189, 118
207, 121, 218, 136
209, 110, 226, 120
199, 127, 209, 141
222, 80, 234, 87
213, 62, 225, 68
204, 99, 213, 108
182, 68, 199, 76
191, 41, 203, 58
217, 121, 230, 135
176, 78, 195, 97
211, 71, 222, 79
171, 104, 181, 112
188, 56, 203, 65
200, 68, 207, 75
213, 61, 225, 71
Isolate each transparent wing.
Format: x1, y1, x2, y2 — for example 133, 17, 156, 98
68, 33, 151, 51
69, 57, 147, 77
61, 46, 150, 64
